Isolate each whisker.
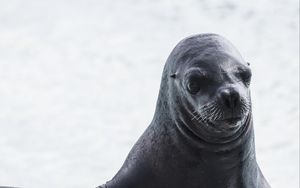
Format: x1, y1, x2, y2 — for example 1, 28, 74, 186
191, 110, 200, 120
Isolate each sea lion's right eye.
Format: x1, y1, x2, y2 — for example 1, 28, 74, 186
187, 76, 201, 94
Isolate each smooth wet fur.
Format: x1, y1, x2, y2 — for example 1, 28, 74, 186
97, 34, 271, 188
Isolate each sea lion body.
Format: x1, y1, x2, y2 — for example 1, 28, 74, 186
98, 34, 270, 188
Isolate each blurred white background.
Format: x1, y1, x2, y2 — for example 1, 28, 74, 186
0, 0, 298, 188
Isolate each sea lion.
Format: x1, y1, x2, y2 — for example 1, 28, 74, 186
97, 33, 271, 188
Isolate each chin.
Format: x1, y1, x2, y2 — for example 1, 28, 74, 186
209, 116, 248, 133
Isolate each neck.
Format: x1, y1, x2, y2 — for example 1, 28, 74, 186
155, 112, 256, 164
107, 96, 259, 188
151, 97, 258, 183
150, 110, 258, 187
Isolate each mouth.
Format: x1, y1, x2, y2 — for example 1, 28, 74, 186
206, 116, 244, 132
215, 117, 242, 124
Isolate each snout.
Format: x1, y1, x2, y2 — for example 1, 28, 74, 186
217, 87, 240, 110
215, 87, 245, 123
208, 87, 244, 128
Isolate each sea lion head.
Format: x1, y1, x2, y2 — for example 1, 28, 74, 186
161, 33, 252, 143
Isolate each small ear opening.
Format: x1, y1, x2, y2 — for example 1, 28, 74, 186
170, 73, 176, 78
247, 62, 251, 66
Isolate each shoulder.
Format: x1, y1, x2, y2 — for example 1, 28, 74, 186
96, 185, 107, 188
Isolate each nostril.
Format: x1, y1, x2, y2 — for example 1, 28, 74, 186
220, 88, 240, 109
221, 90, 231, 107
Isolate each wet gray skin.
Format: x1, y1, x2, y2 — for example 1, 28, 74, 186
97, 33, 271, 188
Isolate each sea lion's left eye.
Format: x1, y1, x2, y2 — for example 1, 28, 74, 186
238, 69, 252, 86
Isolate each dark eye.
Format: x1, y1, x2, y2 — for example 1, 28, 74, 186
239, 70, 252, 86
187, 77, 201, 94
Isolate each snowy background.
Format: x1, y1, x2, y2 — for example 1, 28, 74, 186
0, 0, 298, 188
